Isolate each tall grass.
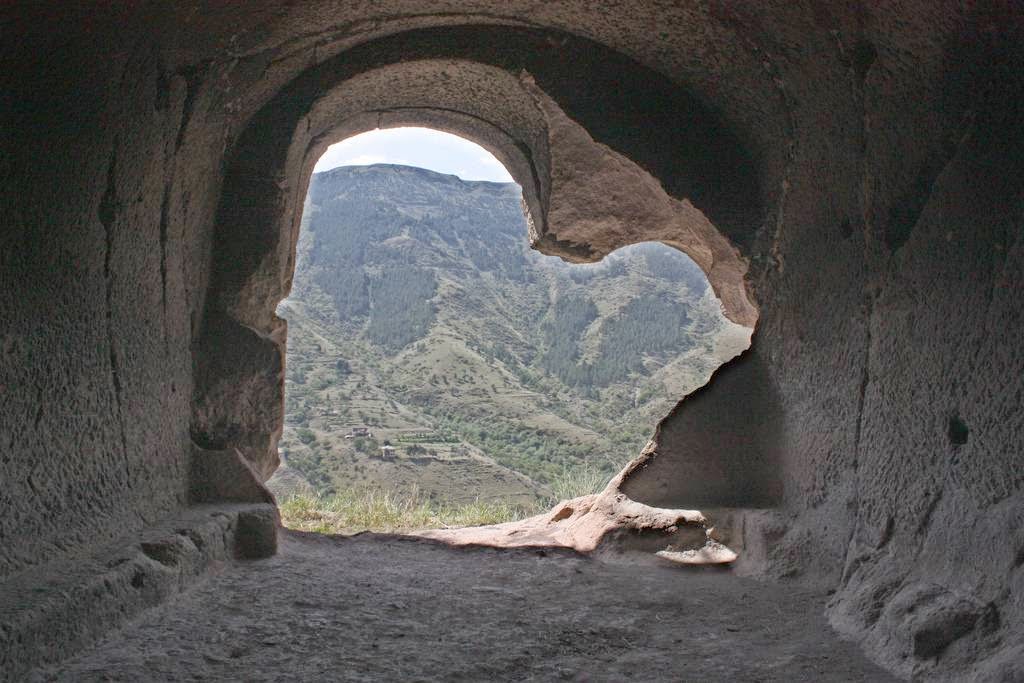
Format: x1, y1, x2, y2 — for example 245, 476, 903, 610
278, 485, 542, 535
279, 462, 613, 535
545, 462, 611, 504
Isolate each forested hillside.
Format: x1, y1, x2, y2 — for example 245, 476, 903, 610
269, 164, 750, 505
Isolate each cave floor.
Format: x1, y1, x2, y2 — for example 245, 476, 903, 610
31, 530, 895, 682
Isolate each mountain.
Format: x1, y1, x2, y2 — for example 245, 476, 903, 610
268, 164, 750, 504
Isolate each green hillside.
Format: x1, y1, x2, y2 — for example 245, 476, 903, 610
268, 164, 750, 506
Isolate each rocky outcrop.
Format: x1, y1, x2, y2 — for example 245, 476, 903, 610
418, 488, 718, 561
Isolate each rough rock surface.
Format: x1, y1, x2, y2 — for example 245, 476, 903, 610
3, 3, 1023, 680
0, 504, 278, 682
30, 531, 895, 682
418, 489, 712, 557
417, 469, 743, 568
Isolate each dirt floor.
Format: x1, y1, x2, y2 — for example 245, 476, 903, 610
30, 530, 896, 682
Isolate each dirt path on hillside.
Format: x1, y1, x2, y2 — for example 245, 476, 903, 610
31, 531, 895, 682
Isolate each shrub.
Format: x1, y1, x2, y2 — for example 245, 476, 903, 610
353, 437, 379, 454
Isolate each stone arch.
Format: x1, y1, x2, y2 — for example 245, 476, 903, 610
190, 24, 765, 498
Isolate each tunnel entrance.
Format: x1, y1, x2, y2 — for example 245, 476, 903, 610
265, 128, 750, 535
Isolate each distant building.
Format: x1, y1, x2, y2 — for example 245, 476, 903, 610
345, 426, 372, 438
380, 444, 397, 459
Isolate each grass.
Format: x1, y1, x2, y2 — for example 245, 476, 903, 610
548, 462, 610, 502
278, 486, 545, 535
277, 462, 612, 535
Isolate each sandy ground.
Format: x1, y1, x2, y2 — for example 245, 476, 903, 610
31, 530, 895, 682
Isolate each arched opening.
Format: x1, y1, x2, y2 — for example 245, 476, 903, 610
265, 127, 753, 534
191, 26, 767, 556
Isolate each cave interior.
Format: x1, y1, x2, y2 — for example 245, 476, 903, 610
1, 3, 1022, 681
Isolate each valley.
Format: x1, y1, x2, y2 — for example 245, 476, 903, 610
267, 164, 750, 508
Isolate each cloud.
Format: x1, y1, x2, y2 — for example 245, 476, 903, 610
313, 127, 516, 182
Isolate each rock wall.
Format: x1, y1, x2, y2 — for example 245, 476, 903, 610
2, 2, 1022, 679
1, 6, 214, 578
620, 4, 1024, 678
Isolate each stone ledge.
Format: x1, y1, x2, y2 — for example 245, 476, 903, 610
697, 507, 792, 577
0, 503, 278, 682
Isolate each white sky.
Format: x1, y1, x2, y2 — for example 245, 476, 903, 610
313, 127, 515, 183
